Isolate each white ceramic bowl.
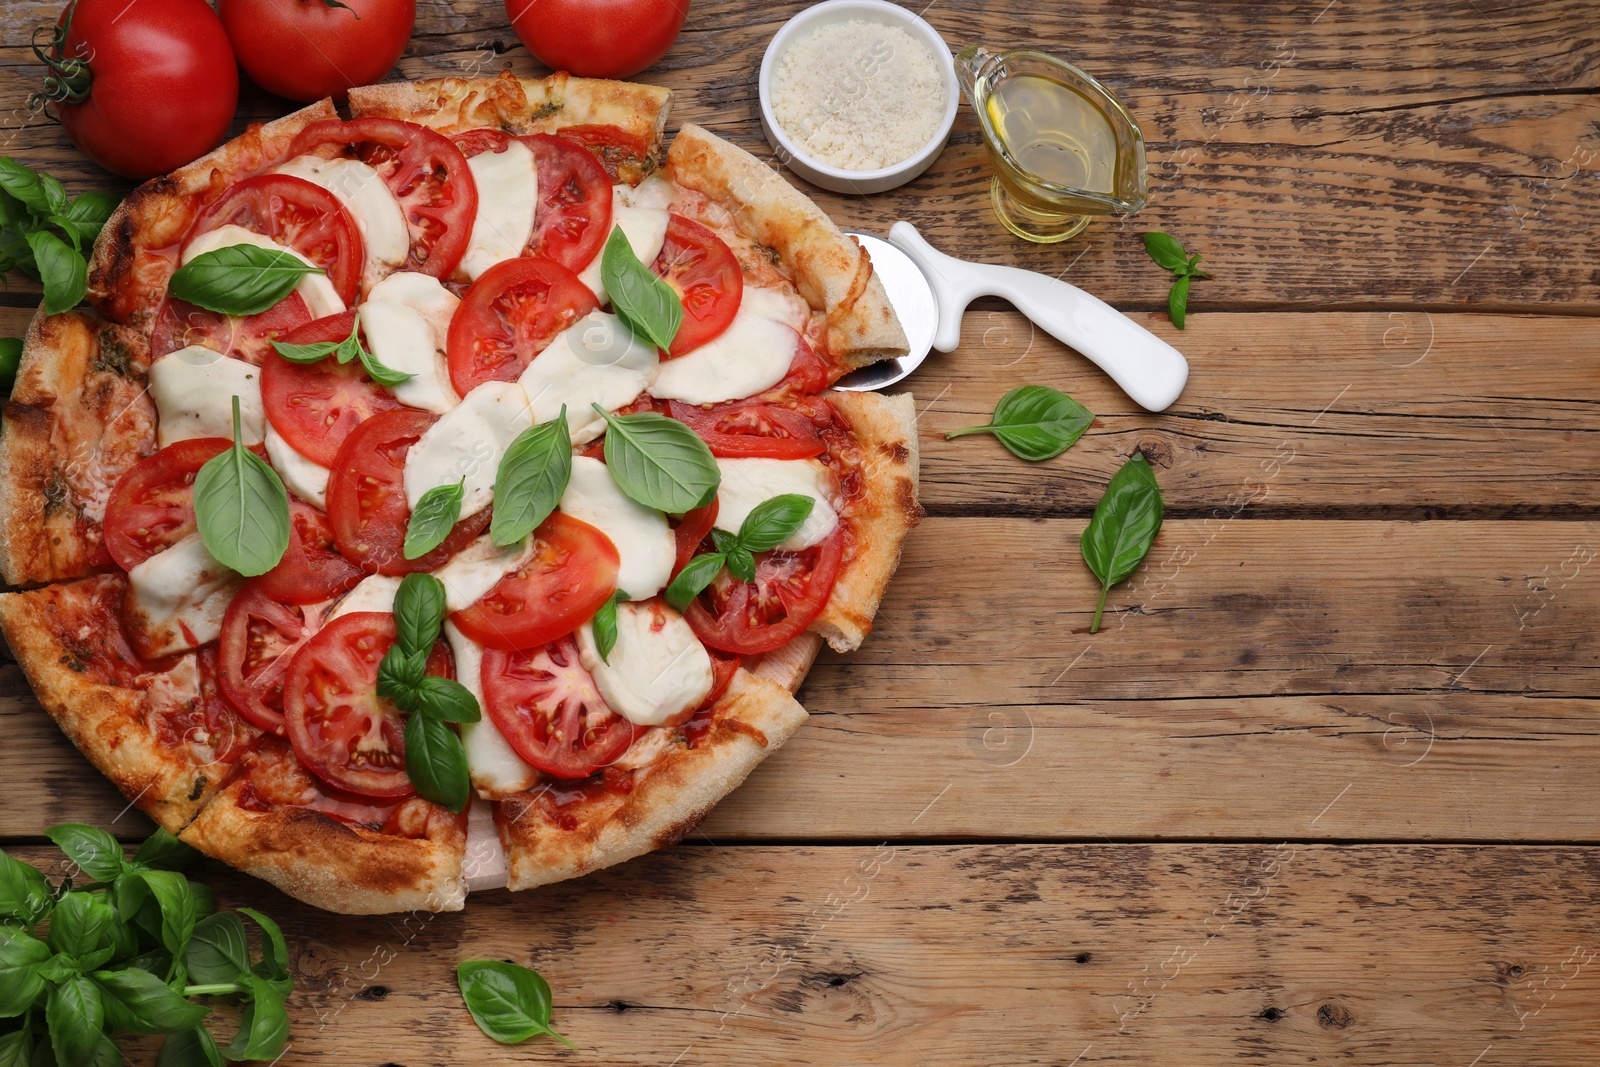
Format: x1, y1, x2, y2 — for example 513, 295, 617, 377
758, 0, 959, 195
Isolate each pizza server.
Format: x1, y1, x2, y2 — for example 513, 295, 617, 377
836, 222, 1189, 413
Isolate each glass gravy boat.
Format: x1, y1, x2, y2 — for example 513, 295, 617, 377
956, 45, 1148, 243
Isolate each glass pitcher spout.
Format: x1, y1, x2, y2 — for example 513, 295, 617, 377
954, 43, 994, 103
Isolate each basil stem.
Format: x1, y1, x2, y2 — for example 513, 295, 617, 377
192, 397, 290, 577
1080, 452, 1164, 633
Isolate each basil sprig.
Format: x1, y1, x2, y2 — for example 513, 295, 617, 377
169, 245, 324, 317
374, 574, 479, 812
270, 314, 413, 386
193, 397, 290, 577
946, 384, 1093, 462
594, 404, 719, 514
491, 407, 571, 547
665, 494, 814, 611
1080, 452, 1164, 633
600, 226, 681, 352
404, 480, 465, 560
591, 590, 629, 664
456, 959, 575, 1049
1141, 231, 1211, 330
0, 157, 117, 314
0, 335, 21, 395
0, 825, 292, 1064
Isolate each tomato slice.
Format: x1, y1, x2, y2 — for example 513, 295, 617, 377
450, 513, 619, 652
521, 132, 613, 272
653, 215, 742, 357
186, 174, 363, 306
702, 646, 741, 709
103, 438, 230, 571
772, 333, 833, 395
153, 647, 253, 766
666, 400, 826, 459
445, 256, 599, 396
325, 408, 491, 575
256, 501, 364, 604
684, 529, 844, 654
452, 128, 510, 158
671, 499, 718, 577
260, 310, 404, 466
151, 292, 312, 366
283, 611, 430, 797
291, 117, 479, 279
480, 636, 637, 779
556, 124, 652, 183
219, 579, 326, 734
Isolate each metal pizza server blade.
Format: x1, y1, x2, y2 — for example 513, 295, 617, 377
832, 231, 939, 392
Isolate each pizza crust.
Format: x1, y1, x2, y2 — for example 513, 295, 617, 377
495, 669, 806, 890
665, 124, 909, 370
812, 390, 923, 652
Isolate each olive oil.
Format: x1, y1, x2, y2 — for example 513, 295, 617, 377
985, 73, 1117, 192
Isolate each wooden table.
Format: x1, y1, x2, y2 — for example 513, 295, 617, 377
3, 1, 1598, 1062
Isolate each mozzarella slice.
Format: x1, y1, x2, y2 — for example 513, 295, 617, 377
715, 457, 839, 550
434, 533, 532, 612
264, 422, 329, 509
558, 456, 675, 598
576, 175, 674, 305
148, 346, 265, 448
403, 381, 532, 517
445, 621, 538, 797
329, 573, 402, 620
358, 275, 462, 414
367, 270, 459, 341
650, 287, 805, 404
125, 533, 242, 657
517, 311, 658, 444
275, 155, 408, 291
576, 601, 713, 727
181, 224, 344, 320
459, 140, 538, 280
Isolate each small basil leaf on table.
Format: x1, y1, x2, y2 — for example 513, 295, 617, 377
44, 822, 125, 882
26, 229, 87, 315
665, 551, 727, 613
491, 407, 572, 547
92, 968, 211, 1033
592, 590, 629, 664
1141, 230, 1189, 272
1140, 230, 1210, 330
194, 397, 291, 576
946, 384, 1093, 461
169, 245, 324, 317
736, 493, 815, 551
1080, 452, 1164, 633
393, 572, 448, 657
156, 1025, 224, 1067
405, 479, 465, 560
1168, 274, 1191, 330
414, 676, 482, 724
456, 959, 576, 1048
595, 404, 720, 514
600, 226, 682, 352
46, 974, 104, 1065
404, 713, 471, 813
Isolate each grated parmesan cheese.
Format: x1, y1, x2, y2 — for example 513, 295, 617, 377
771, 19, 945, 172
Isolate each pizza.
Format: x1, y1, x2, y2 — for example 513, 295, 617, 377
0, 72, 921, 914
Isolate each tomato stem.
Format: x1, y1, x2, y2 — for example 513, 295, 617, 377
29, 1, 93, 110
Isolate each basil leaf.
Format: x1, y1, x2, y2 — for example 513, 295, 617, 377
224, 974, 290, 1061
184, 913, 249, 985
664, 551, 725, 613
0, 159, 48, 215
168, 245, 323, 317
156, 1026, 224, 1067
46, 890, 117, 959
193, 398, 291, 576
0, 849, 53, 926
403, 714, 470, 813
1141, 231, 1189, 272
404, 480, 465, 560
592, 590, 629, 664
269, 337, 339, 364
238, 907, 289, 981
356, 343, 415, 386
46, 975, 104, 1065
27, 230, 87, 315
37, 172, 67, 217
600, 226, 682, 352
945, 385, 1094, 462
725, 546, 756, 582
735, 493, 815, 552
0, 1030, 30, 1067
1168, 274, 1190, 330
51, 190, 119, 250
92, 968, 210, 1033
0, 925, 50, 1017
393, 573, 448, 657
0, 336, 21, 395
1183, 252, 1210, 279
596, 406, 720, 514
376, 646, 427, 707
456, 959, 575, 1048
132, 829, 195, 873
710, 528, 739, 556
1080, 452, 1164, 633
414, 676, 481, 723
134, 870, 202, 962
491, 410, 571, 547
44, 824, 125, 882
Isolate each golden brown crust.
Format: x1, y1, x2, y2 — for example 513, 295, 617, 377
664, 124, 909, 370
0, 576, 252, 831
181, 739, 468, 914
495, 670, 806, 890
813, 391, 923, 652
0, 310, 155, 586
745, 633, 823, 693
87, 99, 340, 328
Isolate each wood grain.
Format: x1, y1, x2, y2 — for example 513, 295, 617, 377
11, 842, 1600, 1066
8, 519, 1594, 841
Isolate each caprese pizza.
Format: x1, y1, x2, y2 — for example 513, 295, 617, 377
0, 73, 920, 914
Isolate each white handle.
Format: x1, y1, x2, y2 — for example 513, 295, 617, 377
888, 221, 1189, 412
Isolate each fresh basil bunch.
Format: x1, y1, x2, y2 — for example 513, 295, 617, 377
0, 158, 117, 315
665, 494, 815, 611
0, 825, 293, 1065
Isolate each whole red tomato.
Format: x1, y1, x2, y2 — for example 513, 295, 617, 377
35, 0, 238, 179
218, 0, 417, 103
506, 0, 689, 78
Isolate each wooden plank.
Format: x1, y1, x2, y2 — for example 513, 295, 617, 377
9, 842, 1599, 1065
7, 519, 1596, 841
1, 1, 1597, 311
